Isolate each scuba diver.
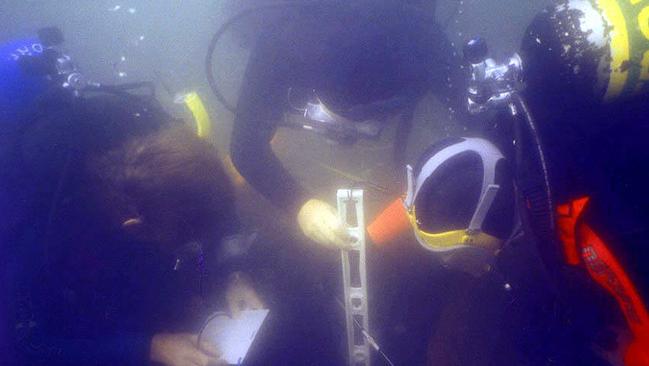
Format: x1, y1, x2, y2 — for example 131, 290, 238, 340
208, 0, 467, 249
369, 0, 649, 364
514, 2, 649, 364
368, 136, 628, 365
1, 28, 262, 366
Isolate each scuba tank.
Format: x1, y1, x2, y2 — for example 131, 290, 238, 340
455, 0, 649, 243
521, 0, 649, 106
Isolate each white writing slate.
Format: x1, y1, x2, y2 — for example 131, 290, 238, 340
203, 309, 269, 365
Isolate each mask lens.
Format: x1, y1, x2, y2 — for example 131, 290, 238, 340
419, 149, 485, 230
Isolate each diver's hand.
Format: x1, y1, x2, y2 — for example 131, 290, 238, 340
226, 271, 264, 318
150, 333, 225, 366
297, 199, 353, 249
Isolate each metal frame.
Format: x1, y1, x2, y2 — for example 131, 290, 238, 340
337, 189, 371, 366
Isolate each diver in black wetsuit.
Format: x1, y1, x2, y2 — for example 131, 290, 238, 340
228, 0, 466, 249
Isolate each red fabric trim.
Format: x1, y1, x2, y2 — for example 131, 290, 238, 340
577, 224, 649, 365
556, 197, 590, 266
624, 339, 649, 366
578, 224, 649, 337
556, 197, 649, 365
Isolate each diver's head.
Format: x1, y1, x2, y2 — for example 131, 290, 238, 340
280, 0, 430, 144
403, 137, 515, 276
90, 125, 235, 252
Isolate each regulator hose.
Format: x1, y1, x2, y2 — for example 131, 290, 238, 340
515, 93, 554, 233
205, 2, 315, 113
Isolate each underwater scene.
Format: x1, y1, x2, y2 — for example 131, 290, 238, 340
2, 0, 649, 365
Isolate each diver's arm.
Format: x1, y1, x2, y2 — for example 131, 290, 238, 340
230, 35, 308, 215
231, 118, 307, 214
17, 332, 222, 366
15, 332, 153, 365
231, 47, 352, 249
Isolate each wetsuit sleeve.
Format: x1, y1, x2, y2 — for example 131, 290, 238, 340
230, 32, 308, 215
15, 333, 152, 366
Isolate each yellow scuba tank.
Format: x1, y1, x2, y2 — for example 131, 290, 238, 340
522, 0, 649, 104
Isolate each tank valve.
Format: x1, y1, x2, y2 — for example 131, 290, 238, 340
463, 37, 524, 114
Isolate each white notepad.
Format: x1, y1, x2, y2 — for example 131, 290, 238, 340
202, 309, 269, 365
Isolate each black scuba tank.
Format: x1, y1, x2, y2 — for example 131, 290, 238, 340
521, 0, 649, 109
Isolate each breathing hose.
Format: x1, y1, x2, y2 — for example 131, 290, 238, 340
205, 2, 315, 113
514, 93, 555, 234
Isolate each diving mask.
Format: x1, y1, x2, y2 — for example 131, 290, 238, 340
403, 138, 505, 254
284, 91, 383, 145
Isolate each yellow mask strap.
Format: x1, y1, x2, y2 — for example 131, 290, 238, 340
407, 207, 501, 252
